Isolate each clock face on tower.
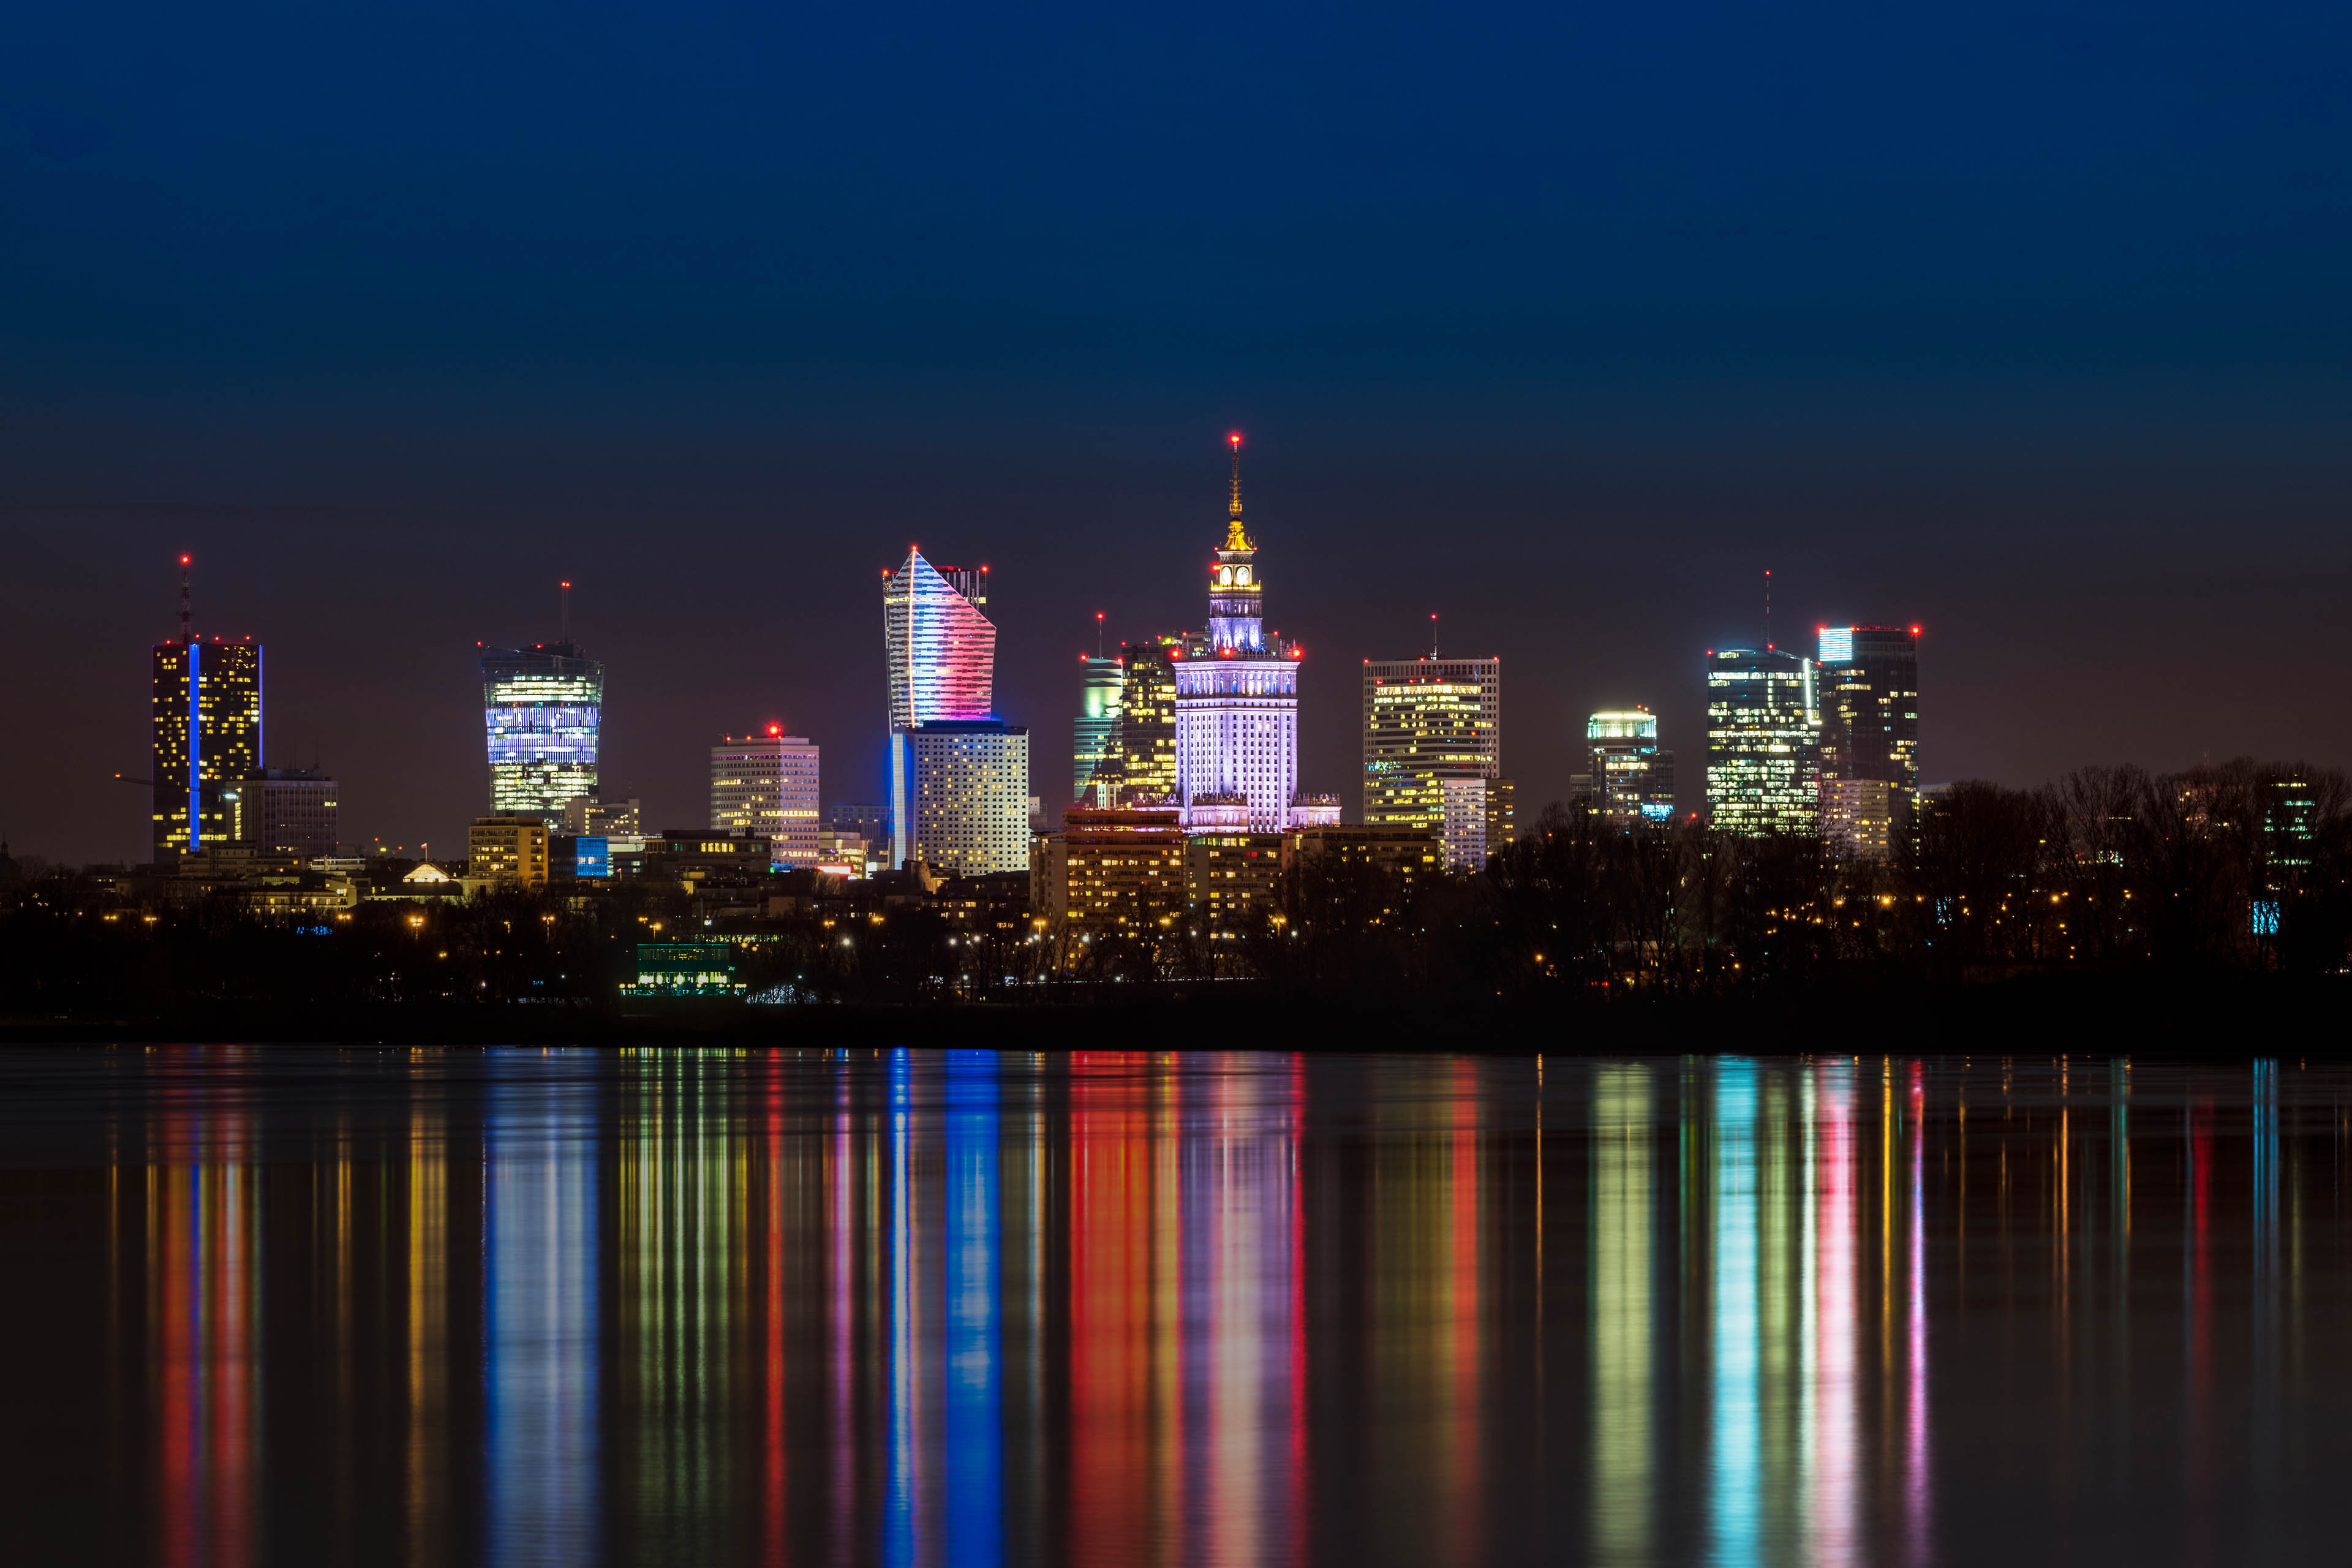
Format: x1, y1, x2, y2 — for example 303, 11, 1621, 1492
1236, 567, 1252, 585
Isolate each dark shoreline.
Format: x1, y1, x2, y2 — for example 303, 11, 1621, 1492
1, 970, 2335, 1055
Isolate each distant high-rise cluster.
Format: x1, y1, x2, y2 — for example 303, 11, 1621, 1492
1699, 625, 1921, 854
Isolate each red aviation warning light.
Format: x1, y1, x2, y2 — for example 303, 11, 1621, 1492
767, 723, 781, 736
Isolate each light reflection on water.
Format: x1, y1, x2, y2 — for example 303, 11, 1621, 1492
4, 1046, 2348, 1565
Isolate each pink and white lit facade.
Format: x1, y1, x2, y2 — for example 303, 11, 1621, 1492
1174, 440, 1311, 833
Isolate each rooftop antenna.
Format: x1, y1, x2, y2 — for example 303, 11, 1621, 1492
1763, 568, 1773, 650
1228, 432, 1243, 519
1095, 611, 1105, 658
1431, 612, 1439, 659
560, 580, 572, 645
178, 554, 192, 646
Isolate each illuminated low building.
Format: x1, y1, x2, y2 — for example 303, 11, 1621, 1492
1819, 778, 1895, 861
1029, 805, 1187, 941
467, 814, 551, 889
710, 728, 822, 867
629, 830, 776, 892
619, 941, 746, 1000
1184, 831, 1287, 935
1705, 649, 1820, 835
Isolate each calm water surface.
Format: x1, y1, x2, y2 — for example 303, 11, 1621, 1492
0, 1046, 2345, 1566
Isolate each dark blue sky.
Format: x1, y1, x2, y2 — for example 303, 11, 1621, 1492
5, 1, 2351, 860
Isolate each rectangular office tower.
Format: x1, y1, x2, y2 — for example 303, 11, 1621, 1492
1817, 625, 1920, 859
889, 721, 1031, 876
1363, 657, 1503, 832
1115, 639, 1178, 805
1073, 652, 1125, 807
1587, 709, 1676, 827
152, 635, 263, 860
481, 641, 603, 824
1705, 649, 1820, 834
257, 767, 339, 861
710, 729, 822, 867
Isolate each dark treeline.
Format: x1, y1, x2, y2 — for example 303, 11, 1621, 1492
2, 758, 2346, 1034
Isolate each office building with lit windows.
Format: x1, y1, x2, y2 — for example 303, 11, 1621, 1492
468, 813, 551, 889
1705, 649, 1820, 834
1074, 652, 1125, 806
889, 721, 1031, 876
480, 641, 603, 826
710, 729, 822, 867
257, 767, 339, 861
1114, 639, 1179, 804
1815, 625, 1920, 857
1029, 804, 1188, 943
1171, 439, 1315, 832
1363, 656, 1501, 832
152, 628, 264, 862
1587, 709, 1676, 827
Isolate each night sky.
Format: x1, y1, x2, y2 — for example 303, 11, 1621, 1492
5, 2, 2350, 862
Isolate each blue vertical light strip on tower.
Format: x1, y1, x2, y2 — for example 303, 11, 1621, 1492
944, 1049, 1003, 1568
884, 1047, 918, 1568
187, 640, 202, 850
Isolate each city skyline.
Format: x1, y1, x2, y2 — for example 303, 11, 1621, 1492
4, 465, 2314, 865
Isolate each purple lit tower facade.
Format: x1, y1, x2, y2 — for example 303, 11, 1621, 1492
1174, 437, 1311, 833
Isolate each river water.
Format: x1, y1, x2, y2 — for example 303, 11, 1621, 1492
0, 1046, 2342, 1565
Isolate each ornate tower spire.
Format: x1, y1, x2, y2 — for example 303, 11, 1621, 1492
1224, 432, 1253, 551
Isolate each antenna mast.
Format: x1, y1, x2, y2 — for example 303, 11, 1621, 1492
179, 554, 192, 645
1430, 612, 1439, 659
1095, 611, 1105, 658
1764, 568, 1772, 650
560, 580, 572, 645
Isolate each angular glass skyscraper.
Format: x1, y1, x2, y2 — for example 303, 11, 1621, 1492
480, 641, 603, 824
1173, 439, 1306, 832
1705, 649, 1819, 834
883, 549, 995, 728
1816, 625, 1920, 856
883, 548, 1028, 870
1073, 652, 1124, 807
152, 634, 263, 859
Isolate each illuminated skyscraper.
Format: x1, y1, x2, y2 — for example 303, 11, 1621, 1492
1815, 625, 1920, 857
1363, 657, 1501, 830
151, 559, 263, 861
1073, 652, 1124, 806
710, 728, 822, 867
1588, 709, 1676, 827
480, 639, 603, 825
1114, 639, 1178, 804
882, 549, 995, 728
1705, 649, 1820, 834
883, 549, 1027, 870
890, 721, 1031, 875
1172, 437, 1308, 832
